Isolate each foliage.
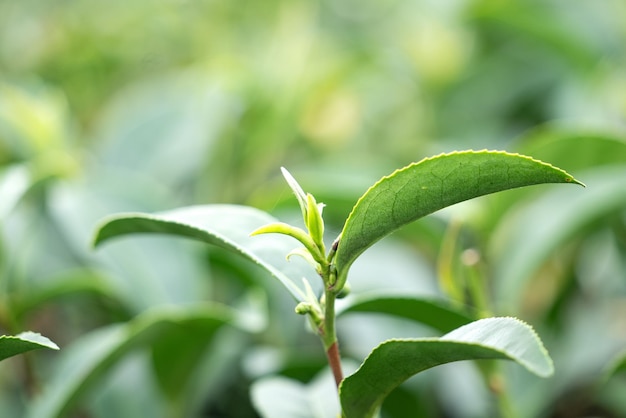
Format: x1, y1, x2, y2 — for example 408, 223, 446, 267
0, 332, 58, 362
91, 152, 580, 416
1, 0, 626, 417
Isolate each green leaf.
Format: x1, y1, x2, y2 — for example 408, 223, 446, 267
0, 332, 59, 362
93, 204, 320, 302
334, 150, 583, 287
251, 221, 324, 265
27, 302, 260, 418
281, 167, 309, 221
339, 317, 553, 418
306, 193, 326, 252
337, 294, 474, 334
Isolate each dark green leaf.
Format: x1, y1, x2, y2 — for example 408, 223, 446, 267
0, 332, 59, 362
334, 151, 582, 286
339, 317, 553, 418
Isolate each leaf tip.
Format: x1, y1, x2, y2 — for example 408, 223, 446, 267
16, 331, 60, 351
565, 176, 586, 188
91, 226, 107, 249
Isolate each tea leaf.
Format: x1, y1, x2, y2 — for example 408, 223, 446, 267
93, 205, 320, 302
340, 317, 553, 418
334, 150, 583, 287
0, 332, 59, 362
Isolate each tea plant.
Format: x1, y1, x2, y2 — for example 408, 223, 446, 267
0, 333, 58, 363
91, 150, 583, 417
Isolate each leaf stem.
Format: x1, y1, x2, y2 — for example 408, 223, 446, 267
327, 341, 343, 388
322, 288, 343, 387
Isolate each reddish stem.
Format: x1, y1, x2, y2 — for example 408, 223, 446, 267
326, 341, 343, 387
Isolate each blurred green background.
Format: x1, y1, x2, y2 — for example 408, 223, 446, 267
1, 0, 625, 417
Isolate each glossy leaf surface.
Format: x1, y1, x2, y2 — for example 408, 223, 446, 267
334, 150, 582, 285
340, 317, 553, 418
93, 204, 319, 302
0, 332, 59, 362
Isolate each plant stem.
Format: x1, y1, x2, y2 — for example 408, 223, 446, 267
485, 362, 517, 418
494, 382, 517, 418
326, 341, 343, 388
322, 288, 343, 387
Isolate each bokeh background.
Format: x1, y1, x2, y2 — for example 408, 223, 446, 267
1, 0, 625, 417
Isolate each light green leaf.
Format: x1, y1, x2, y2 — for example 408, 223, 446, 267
0, 332, 59, 362
27, 302, 260, 418
281, 167, 309, 221
93, 204, 320, 302
339, 317, 553, 418
337, 294, 474, 334
251, 221, 324, 265
334, 150, 582, 287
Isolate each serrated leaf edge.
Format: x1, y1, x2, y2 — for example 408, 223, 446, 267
340, 149, 583, 239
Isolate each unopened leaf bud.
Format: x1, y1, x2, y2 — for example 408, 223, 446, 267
295, 302, 312, 315
306, 193, 325, 251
